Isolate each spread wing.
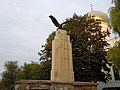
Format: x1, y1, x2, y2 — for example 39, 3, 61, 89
49, 15, 60, 27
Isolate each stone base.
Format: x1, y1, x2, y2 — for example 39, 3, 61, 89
74, 82, 98, 90
50, 81, 74, 90
15, 80, 98, 90
15, 80, 51, 90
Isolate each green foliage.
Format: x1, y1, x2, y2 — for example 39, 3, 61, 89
107, 42, 120, 69
1, 60, 51, 89
108, 0, 120, 70
0, 80, 7, 90
16, 61, 51, 80
110, 0, 120, 35
1, 61, 19, 90
16, 62, 40, 80
38, 60, 51, 80
39, 14, 111, 82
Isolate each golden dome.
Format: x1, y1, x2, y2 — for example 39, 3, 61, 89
88, 11, 109, 24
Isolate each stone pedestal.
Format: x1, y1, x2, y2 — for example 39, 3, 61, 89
50, 82, 74, 90
51, 29, 74, 83
15, 80, 98, 90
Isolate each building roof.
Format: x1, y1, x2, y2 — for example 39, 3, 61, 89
88, 11, 109, 24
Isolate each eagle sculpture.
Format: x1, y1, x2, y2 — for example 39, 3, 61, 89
49, 15, 69, 29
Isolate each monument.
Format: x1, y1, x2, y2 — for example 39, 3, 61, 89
51, 29, 74, 83
15, 29, 98, 90
15, 15, 98, 90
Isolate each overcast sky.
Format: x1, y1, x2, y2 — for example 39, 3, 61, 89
0, 0, 111, 75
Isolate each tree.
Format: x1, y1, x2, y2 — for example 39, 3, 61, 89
16, 61, 51, 80
39, 14, 111, 82
16, 62, 40, 80
107, 0, 120, 69
110, 0, 120, 35
38, 60, 51, 80
1, 61, 19, 90
107, 42, 120, 69
0, 80, 7, 90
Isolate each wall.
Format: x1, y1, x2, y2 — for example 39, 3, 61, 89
15, 80, 98, 90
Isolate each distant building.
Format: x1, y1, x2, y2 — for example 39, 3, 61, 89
88, 11, 111, 41
107, 36, 120, 48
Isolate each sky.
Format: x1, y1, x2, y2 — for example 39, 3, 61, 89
0, 0, 111, 75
